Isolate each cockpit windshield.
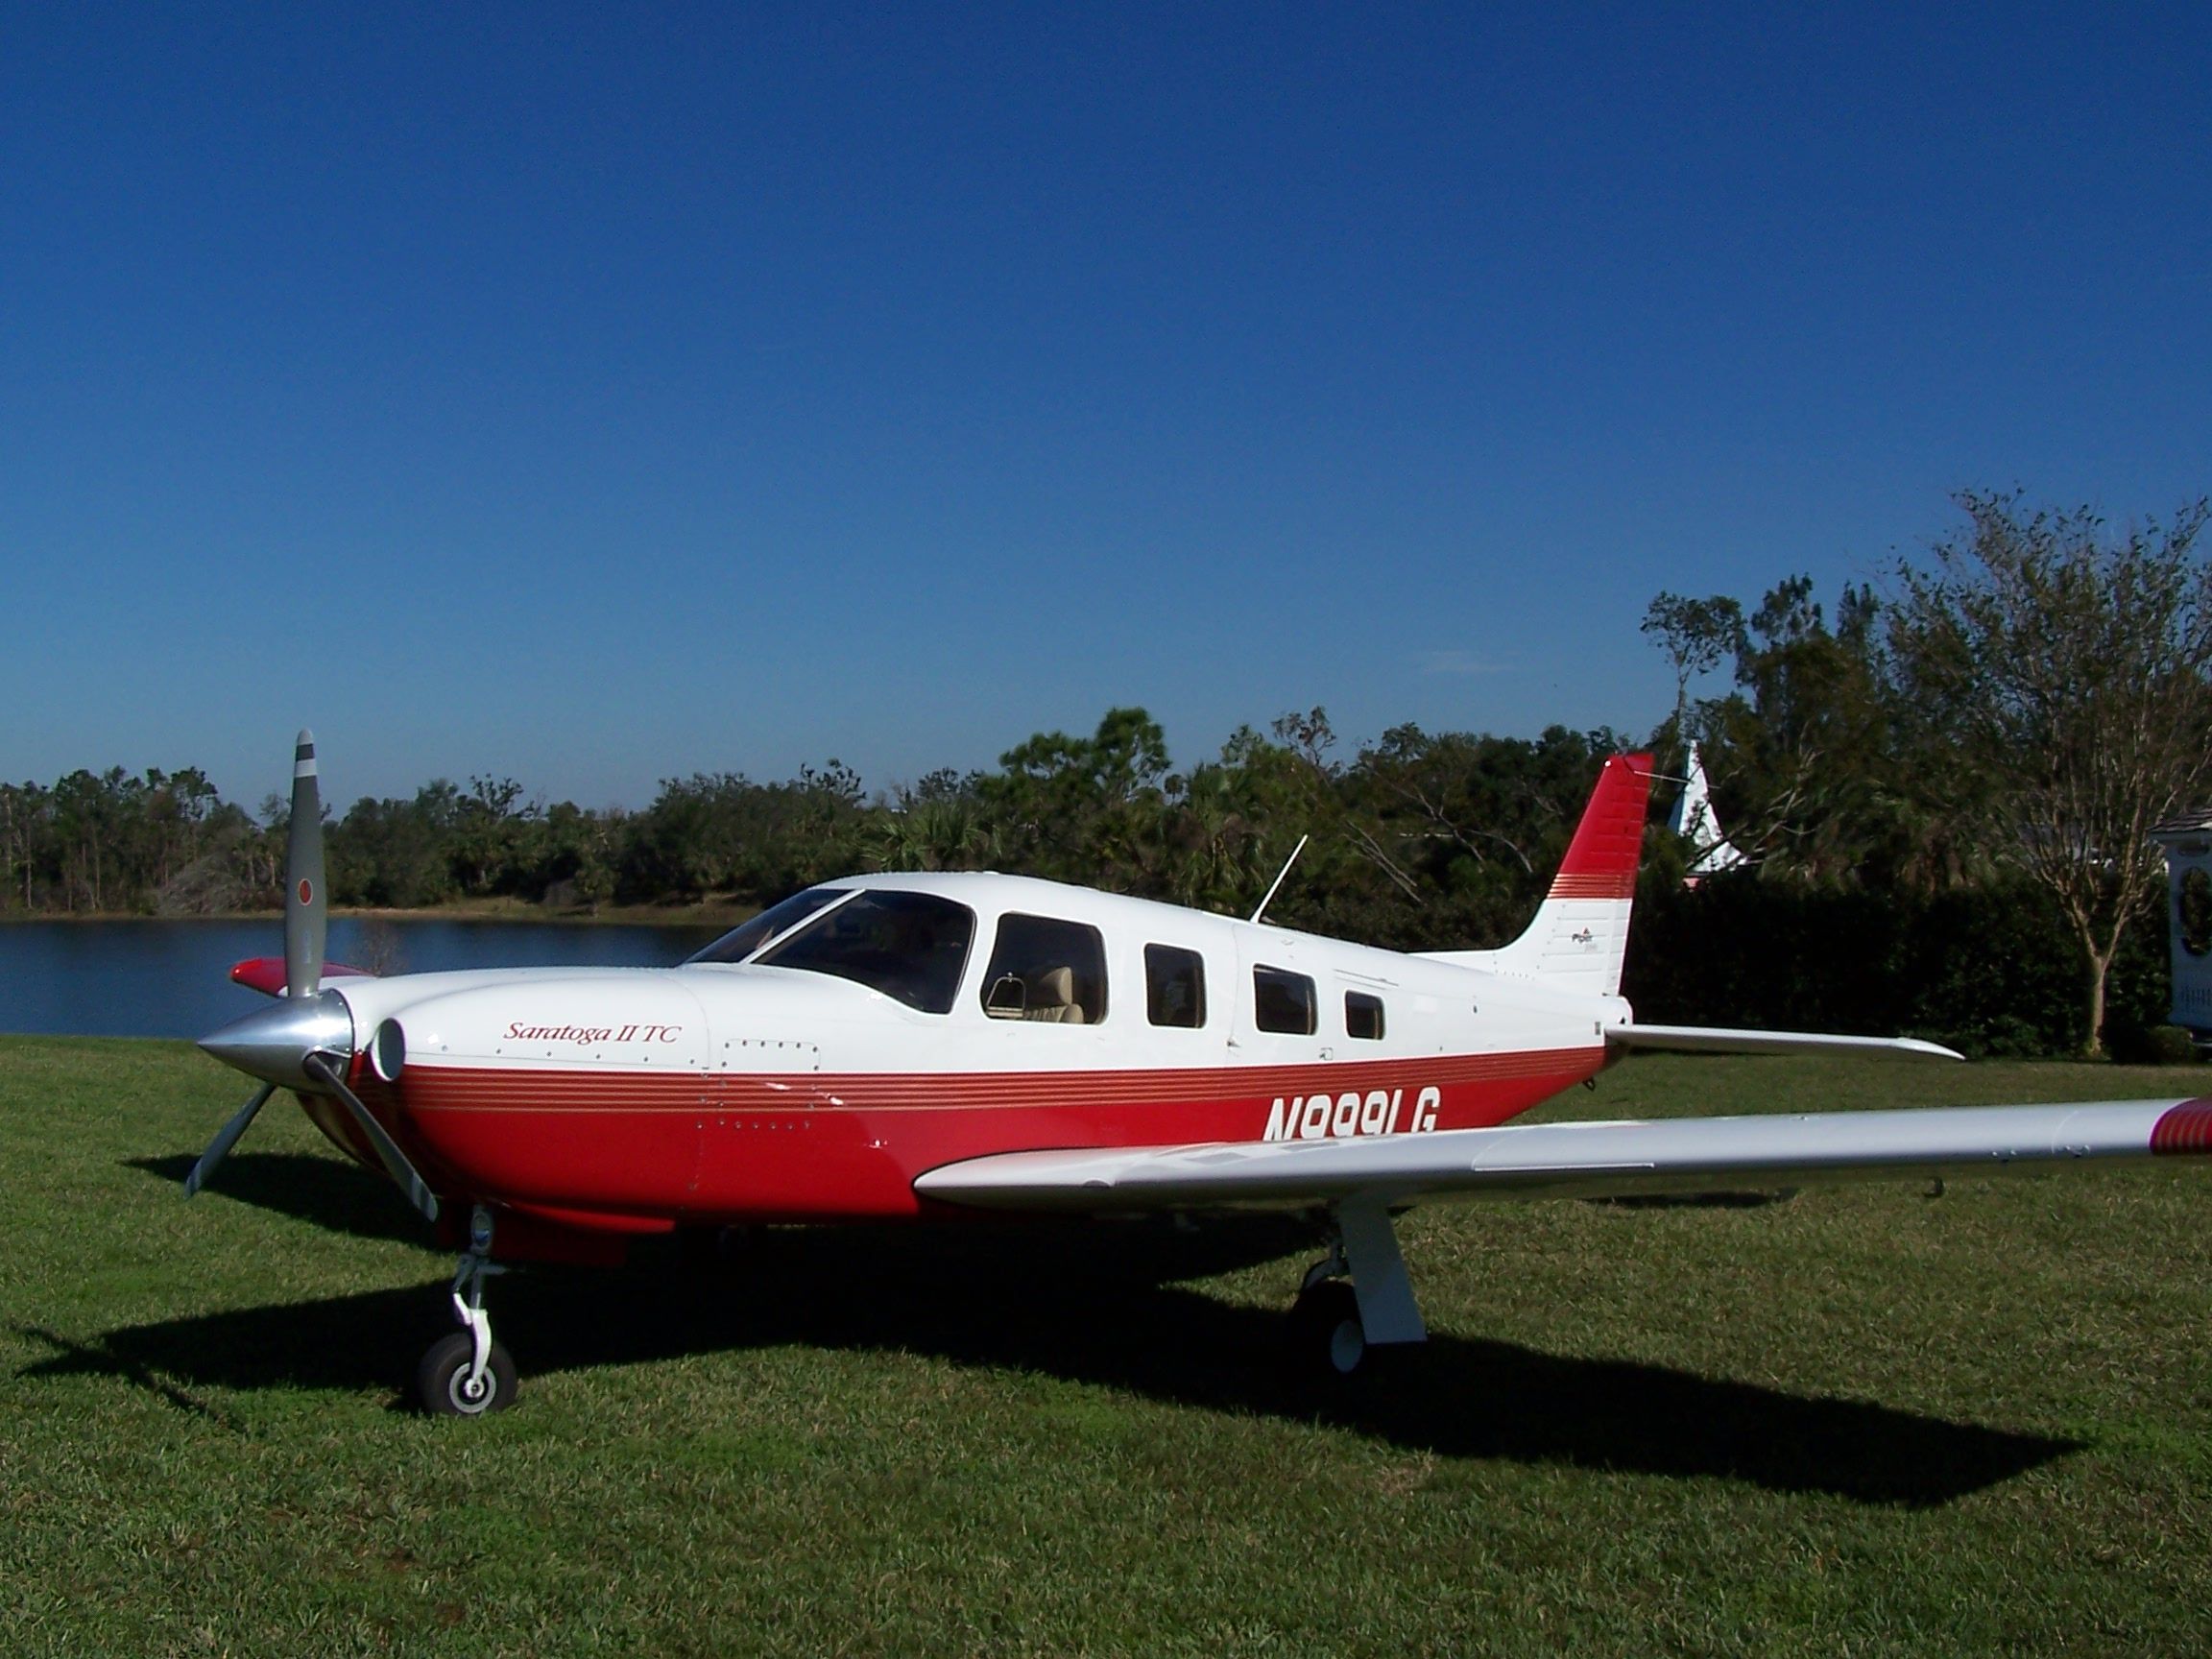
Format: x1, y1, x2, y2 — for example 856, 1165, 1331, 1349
685, 887, 854, 965
754, 889, 975, 1014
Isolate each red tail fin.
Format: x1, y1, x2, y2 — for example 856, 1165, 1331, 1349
1548, 753, 1652, 902
1412, 753, 1655, 994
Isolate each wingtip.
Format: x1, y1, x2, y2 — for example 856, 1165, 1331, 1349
2151, 1097, 2212, 1155
1901, 1037, 1968, 1062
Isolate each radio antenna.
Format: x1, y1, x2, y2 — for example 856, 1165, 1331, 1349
1249, 833, 1310, 925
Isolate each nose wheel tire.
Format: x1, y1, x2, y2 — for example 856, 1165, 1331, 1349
417, 1331, 518, 1416
1287, 1280, 1367, 1377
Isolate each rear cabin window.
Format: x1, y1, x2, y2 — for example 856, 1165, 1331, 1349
1144, 944, 1207, 1028
756, 890, 974, 1014
980, 913, 1108, 1024
1253, 965, 1317, 1035
1345, 990, 1385, 1041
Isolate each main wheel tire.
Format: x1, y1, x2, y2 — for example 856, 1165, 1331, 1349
1287, 1280, 1367, 1377
416, 1331, 519, 1416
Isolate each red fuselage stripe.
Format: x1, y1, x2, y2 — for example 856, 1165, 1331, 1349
386, 1049, 1586, 1116
336, 1050, 1602, 1223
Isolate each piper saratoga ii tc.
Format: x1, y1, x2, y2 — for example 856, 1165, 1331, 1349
186, 733, 2212, 1413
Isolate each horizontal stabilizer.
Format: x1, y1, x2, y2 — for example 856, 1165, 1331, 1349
1606, 1023, 1962, 1061
915, 1096, 2212, 1213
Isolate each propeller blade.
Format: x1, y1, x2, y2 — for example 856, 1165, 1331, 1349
284, 729, 326, 1001
302, 1053, 441, 1223
181, 1081, 276, 1197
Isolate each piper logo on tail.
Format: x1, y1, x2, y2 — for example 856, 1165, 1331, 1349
1262, 1085, 1442, 1141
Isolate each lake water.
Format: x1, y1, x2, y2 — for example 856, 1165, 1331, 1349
0, 918, 728, 1039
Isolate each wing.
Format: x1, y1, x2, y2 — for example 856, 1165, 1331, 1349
1606, 1023, 1962, 1061
915, 1096, 2212, 1213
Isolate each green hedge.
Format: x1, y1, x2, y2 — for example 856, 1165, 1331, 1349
1622, 872, 2176, 1059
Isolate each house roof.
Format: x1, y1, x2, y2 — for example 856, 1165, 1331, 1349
2152, 808, 2212, 842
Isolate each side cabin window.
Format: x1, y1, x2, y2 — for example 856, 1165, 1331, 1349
756, 890, 974, 1014
1345, 990, 1385, 1041
1253, 965, 1317, 1036
1144, 944, 1206, 1028
980, 913, 1108, 1024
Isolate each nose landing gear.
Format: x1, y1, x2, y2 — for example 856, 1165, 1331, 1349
417, 1204, 517, 1416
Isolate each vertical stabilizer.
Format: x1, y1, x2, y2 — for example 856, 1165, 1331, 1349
1422, 752, 1653, 996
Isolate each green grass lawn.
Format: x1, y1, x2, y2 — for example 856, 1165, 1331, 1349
3, 1036, 2208, 1656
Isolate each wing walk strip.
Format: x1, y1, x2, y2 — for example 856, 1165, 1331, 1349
391, 1050, 1594, 1115
914, 1096, 2212, 1212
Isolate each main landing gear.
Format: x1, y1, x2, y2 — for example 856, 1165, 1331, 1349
404, 1201, 1425, 1405
1286, 1202, 1429, 1377
416, 1204, 518, 1416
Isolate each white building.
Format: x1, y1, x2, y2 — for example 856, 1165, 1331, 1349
2152, 808, 2212, 1041
1668, 742, 1747, 884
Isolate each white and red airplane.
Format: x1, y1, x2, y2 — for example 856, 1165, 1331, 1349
188, 733, 2212, 1414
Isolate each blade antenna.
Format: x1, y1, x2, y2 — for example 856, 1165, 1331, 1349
1249, 834, 1310, 925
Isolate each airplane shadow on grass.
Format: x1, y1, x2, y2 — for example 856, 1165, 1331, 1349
33, 1187, 2076, 1507
130, 1152, 442, 1250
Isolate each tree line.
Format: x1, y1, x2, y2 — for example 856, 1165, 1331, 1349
7, 491, 2207, 1058
0, 708, 1636, 954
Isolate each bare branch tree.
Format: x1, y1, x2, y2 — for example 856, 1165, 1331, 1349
1887, 490, 2212, 1053
1642, 591, 1746, 748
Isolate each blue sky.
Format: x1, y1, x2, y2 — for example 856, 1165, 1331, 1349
5, 5, 2207, 811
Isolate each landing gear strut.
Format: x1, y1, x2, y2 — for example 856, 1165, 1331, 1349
417, 1204, 517, 1416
